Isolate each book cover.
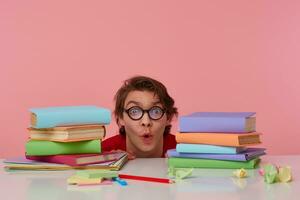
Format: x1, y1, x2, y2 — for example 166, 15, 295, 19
168, 157, 260, 169
25, 139, 101, 156
175, 132, 261, 147
176, 144, 246, 154
30, 106, 111, 128
25, 152, 126, 166
28, 125, 106, 142
179, 112, 256, 132
167, 148, 266, 161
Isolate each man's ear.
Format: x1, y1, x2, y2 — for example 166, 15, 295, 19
118, 117, 125, 127
166, 118, 172, 126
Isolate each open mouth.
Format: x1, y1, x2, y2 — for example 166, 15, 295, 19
141, 133, 153, 144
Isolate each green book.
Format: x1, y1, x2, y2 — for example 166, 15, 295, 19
168, 157, 260, 169
25, 139, 101, 156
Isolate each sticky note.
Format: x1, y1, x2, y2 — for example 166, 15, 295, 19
277, 166, 292, 183
76, 169, 118, 179
233, 168, 247, 178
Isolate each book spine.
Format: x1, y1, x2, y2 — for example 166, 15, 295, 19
31, 108, 111, 128
175, 133, 241, 147
25, 140, 101, 156
176, 144, 240, 154
179, 117, 247, 132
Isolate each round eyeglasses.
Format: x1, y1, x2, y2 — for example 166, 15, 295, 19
124, 106, 166, 120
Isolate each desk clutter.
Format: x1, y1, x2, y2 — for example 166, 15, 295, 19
3, 108, 292, 186
4, 105, 128, 170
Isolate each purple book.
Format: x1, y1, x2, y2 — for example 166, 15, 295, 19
166, 148, 266, 161
179, 112, 256, 133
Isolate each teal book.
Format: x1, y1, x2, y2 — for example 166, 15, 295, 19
25, 139, 101, 156
30, 105, 111, 128
168, 157, 260, 169
176, 144, 246, 154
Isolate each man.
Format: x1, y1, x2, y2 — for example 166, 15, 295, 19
102, 75, 178, 158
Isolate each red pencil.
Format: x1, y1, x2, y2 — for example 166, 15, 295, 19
119, 174, 173, 184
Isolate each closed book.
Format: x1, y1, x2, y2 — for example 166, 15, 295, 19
179, 112, 256, 132
176, 144, 246, 154
167, 148, 266, 161
25, 139, 101, 156
25, 152, 126, 166
4, 154, 128, 171
30, 106, 111, 128
28, 124, 106, 142
175, 132, 261, 147
168, 157, 260, 169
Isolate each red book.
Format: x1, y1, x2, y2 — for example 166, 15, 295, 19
26, 152, 126, 166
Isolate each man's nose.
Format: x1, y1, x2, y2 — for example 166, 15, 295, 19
141, 112, 152, 127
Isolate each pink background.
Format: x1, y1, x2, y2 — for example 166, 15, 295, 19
1, 1, 299, 157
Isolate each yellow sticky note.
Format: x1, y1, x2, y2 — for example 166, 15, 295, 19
278, 166, 292, 183
67, 175, 102, 185
233, 168, 248, 178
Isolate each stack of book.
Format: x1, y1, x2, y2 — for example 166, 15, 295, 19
5, 106, 128, 170
167, 112, 265, 169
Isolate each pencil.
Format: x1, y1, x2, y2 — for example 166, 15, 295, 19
119, 174, 173, 184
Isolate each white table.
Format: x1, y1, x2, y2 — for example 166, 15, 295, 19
0, 155, 299, 200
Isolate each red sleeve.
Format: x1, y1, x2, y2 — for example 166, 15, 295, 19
101, 134, 126, 152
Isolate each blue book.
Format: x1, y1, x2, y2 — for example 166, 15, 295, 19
179, 112, 256, 132
167, 148, 266, 161
176, 143, 246, 154
30, 106, 111, 128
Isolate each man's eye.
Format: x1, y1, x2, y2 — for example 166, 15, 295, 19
151, 108, 163, 115
129, 108, 141, 115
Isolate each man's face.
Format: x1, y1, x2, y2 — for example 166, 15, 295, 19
119, 90, 169, 156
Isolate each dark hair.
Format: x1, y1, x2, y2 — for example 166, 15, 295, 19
114, 75, 178, 135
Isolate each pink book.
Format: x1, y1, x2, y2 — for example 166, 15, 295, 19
25, 152, 126, 166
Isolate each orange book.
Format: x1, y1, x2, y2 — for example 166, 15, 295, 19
175, 132, 261, 147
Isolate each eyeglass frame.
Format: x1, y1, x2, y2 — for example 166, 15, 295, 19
123, 106, 166, 121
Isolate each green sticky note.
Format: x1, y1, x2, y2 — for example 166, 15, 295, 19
168, 167, 193, 181
76, 170, 118, 179
175, 169, 193, 180
263, 164, 278, 184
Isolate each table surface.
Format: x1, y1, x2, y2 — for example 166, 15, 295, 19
0, 155, 299, 200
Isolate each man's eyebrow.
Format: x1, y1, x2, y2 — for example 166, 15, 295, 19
125, 100, 141, 107
125, 100, 162, 107
152, 101, 162, 105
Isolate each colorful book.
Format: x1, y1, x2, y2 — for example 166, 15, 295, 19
168, 157, 260, 169
28, 124, 106, 142
4, 154, 128, 171
25, 139, 101, 156
179, 112, 256, 132
26, 152, 126, 166
30, 105, 111, 128
176, 144, 246, 154
167, 148, 266, 161
175, 132, 261, 147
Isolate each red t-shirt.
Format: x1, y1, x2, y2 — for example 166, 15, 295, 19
101, 133, 176, 158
